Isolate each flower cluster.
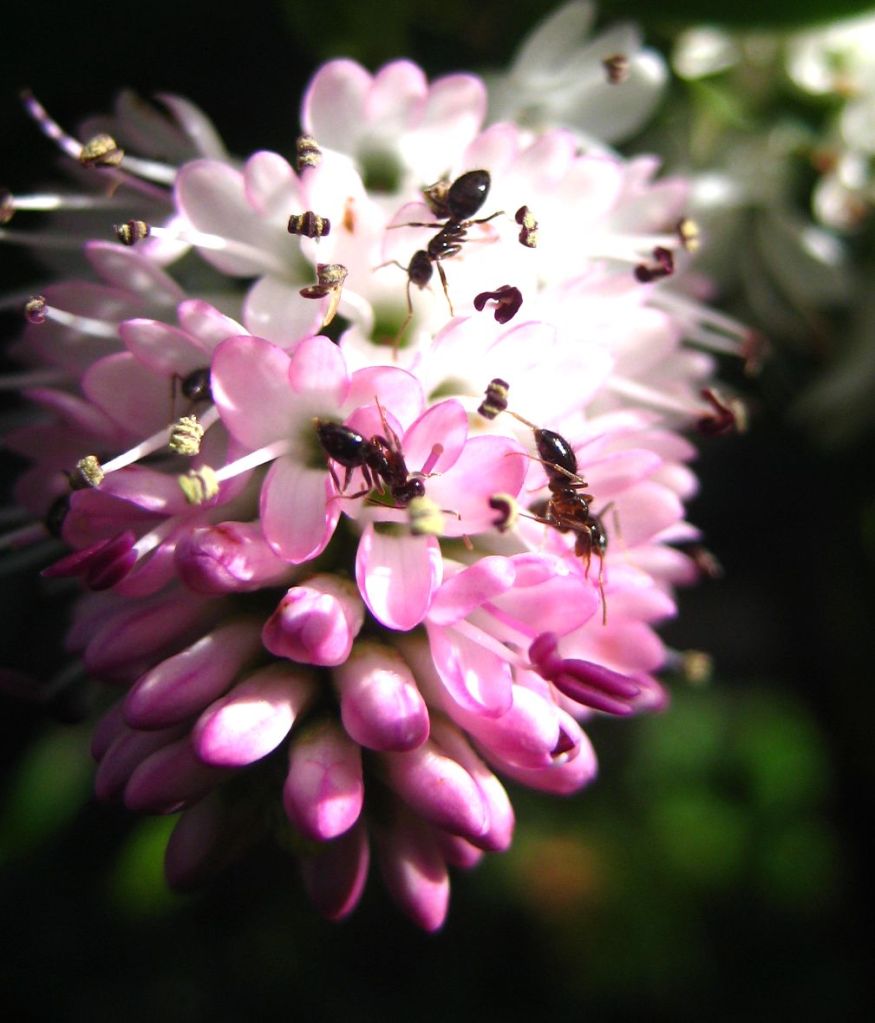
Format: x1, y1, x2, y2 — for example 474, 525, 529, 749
1, 43, 748, 928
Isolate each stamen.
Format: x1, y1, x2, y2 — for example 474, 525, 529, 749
488, 493, 518, 532
98, 406, 220, 477
676, 217, 700, 252
287, 211, 331, 239
20, 90, 81, 159
168, 415, 205, 456
72, 455, 104, 488
145, 224, 290, 277
477, 378, 510, 420
634, 246, 675, 283
114, 220, 151, 246
448, 618, 529, 670
696, 387, 747, 436
0, 190, 130, 219
419, 443, 444, 477
473, 285, 523, 323
179, 465, 220, 505
79, 133, 124, 168
606, 375, 706, 419
603, 54, 630, 84
515, 206, 538, 248
24, 295, 46, 324
212, 438, 293, 483
19, 91, 172, 202
300, 263, 348, 327
295, 134, 322, 171
407, 496, 445, 536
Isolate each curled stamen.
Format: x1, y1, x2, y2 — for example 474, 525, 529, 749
603, 54, 630, 84
287, 211, 331, 239
488, 493, 518, 532
529, 632, 641, 716
300, 263, 348, 327
697, 388, 747, 436
634, 246, 674, 283
473, 285, 523, 324
514, 205, 538, 248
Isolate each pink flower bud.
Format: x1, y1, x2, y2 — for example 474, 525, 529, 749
430, 719, 514, 852
124, 737, 232, 814
376, 810, 449, 932
82, 591, 215, 677
91, 702, 126, 760
334, 643, 429, 752
95, 722, 186, 802
487, 711, 598, 795
124, 619, 263, 729
283, 720, 364, 841
381, 739, 489, 842
299, 821, 370, 921
262, 575, 364, 666
175, 521, 293, 594
193, 664, 316, 767
164, 792, 259, 891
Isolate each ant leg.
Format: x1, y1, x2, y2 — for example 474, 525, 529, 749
436, 261, 454, 316
373, 259, 408, 272
470, 210, 505, 226
387, 220, 444, 230
393, 280, 415, 360
596, 554, 607, 626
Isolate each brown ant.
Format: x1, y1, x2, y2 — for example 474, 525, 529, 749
379, 170, 503, 350
479, 378, 609, 622
315, 399, 436, 508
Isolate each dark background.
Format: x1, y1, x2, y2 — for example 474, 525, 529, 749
2, 1, 874, 1019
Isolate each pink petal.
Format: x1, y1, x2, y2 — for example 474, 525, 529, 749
355, 526, 442, 630
82, 352, 177, 436
119, 318, 208, 375
176, 299, 245, 353
287, 335, 350, 407
84, 241, 184, 304
301, 59, 371, 147
428, 556, 516, 626
242, 276, 326, 348
261, 459, 338, 563
211, 335, 296, 449
425, 623, 513, 717
402, 400, 467, 474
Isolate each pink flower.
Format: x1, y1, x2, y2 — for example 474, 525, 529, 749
2, 45, 747, 930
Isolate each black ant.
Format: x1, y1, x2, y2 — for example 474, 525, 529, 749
380, 169, 503, 349
314, 399, 434, 508
170, 366, 212, 419
479, 378, 609, 622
